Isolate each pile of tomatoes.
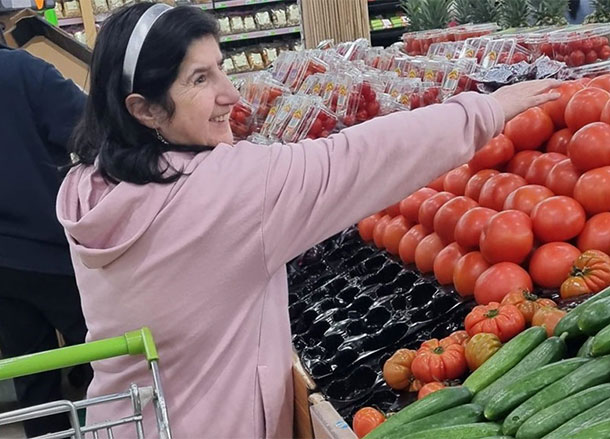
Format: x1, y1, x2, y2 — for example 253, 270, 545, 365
358, 75, 610, 305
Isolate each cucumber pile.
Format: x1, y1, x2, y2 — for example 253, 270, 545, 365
364, 287, 610, 439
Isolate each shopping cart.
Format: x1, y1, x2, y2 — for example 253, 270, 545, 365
0, 327, 171, 439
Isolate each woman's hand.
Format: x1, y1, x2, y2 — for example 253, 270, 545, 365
491, 79, 561, 121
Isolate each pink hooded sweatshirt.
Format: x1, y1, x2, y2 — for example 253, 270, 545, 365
56, 92, 503, 439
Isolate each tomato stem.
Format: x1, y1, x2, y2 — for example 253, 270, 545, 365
485, 308, 500, 318
433, 346, 445, 355
524, 292, 538, 301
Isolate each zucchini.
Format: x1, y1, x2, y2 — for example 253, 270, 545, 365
578, 295, 610, 335
577, 336, 595, 357
484, 357, 589, 421
463, 327, 547, 394
569, 419, 610, 438
403, 423, 503, 439
542, 398, 610, 439
473, 335, 565, 407
380, 404, 483, 437
363, 386, 472, 439
554, 286, 610, 339
502, 355, 610, 436
591, 323, 610, 356
515, 383, 610, 439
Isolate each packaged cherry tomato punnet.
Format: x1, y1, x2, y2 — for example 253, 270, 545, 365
550, 24, 610, 67
229, 97, 257, 141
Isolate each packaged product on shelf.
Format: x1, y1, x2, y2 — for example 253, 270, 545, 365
286, 3, 300, 26
54, 1, 64, 19
271, 51, 297, 83
74, 30, 87, 45
283, 54, 328, 91
421, 82, 441, 106
63, 0, 82, 18
480, 38, 531, 69
405, 57, 426, 79
106, 0, 122, 11
242, 72, 289, 126
262, 45, 279, 67
282, 97, 336, 142
316, 39, 334, 50
441, 57, 477, 99
262, 95, 306, 140
386, 77, 421, 109
422, 58, 446, 84
292, 40, 304, 52
254, 9, 273, 30
222, 56, 236, 75
231, 51, 251, 72
458, 37, 490, 63
338, 38, 370, 61
243, 14, 257, 32
229, 14, 245, 34
229, 98, 256, 140
270, 5, 287, 28
550, 24, 610, 67
92, 0, 108, 14
377, 92, 409, 116
560, 59, 610, 79
217, 16, 231, 35
247, 50, 266, 71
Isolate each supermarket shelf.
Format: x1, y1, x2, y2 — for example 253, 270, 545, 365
57, 12, 109, 27
371, 26, 406, 34
367, 0, 402, 14
219, 25, 300, 42
211, 0, 285, 10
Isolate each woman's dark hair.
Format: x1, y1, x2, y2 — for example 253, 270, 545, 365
71, 3, 219, 184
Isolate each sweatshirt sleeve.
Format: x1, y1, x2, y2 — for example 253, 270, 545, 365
261, 92, 504, 275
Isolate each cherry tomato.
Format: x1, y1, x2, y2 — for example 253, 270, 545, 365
589, 73, 610, 92
474, 262, 533, 305
433, 196, 478, 245
586, 49, 599, 64
383, 215, 411, 255
399, 188, 438, 224
506, 150, 543, 177
352, 407, 385, 438
372, 214, 392, 248
468, 135, 515, 172
503, 184, 554, 216
443, 164, 474, 196
545, 159, 580, 197
574, 166, 610, 215
525, 152, 568, 185
504, 107, 554, 151
565, 87, 610, 132
478, 173, 527, 211
545, 128, 573, 155
568, 122, 610, 171
433, 242, 467, 285
529, 242, 582, 288
601, 45, 610, 60
541, 81, 584, 128
531, 196, 586, 243
454, 207, 497, 250
427, 173, 447, 191
399, 224, 428, 265
453, 251, 491, 297
569, 50, 586, 67
358, 213, 382, 242
578, 213, 610, 255
480, 210, 534, 265
464, 169, 499, 202
415, 233, 445, 274
418, 192, 455, 232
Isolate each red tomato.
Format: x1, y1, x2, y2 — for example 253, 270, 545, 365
433, 242, 466, 285
540, 81, 584, 128
418, 382, 445, 400
478, 173, 527, 211
504, 108, 555, 151
525, 152, 568, 185
383, 216, 411, 255
453, 252, 491, 297
589, 73, 610, 92
574, 166, 610, 215
578, 212, 610, 254
352, 407, 385, 438
454, 207, 497, 250
545, 159, 581, 197
399, 224, 428, 264
385, 202, 401, 217
373, 214, 392, 248
529, 242, 582, 288
545, 128, 573, 155
469, 135, 515, 172
415, 233, 445, 274
565, 87, 610, 132
464, 169, 499, 201
586, 49, 599, 64
503, 184, 554, 216
480, 210, 534, 265
358, 213, 382, 242
506, 150, 543, 177
568, 122, 610, 171
433, 196, 478, 245
464, 302, 526, 342
418, 192, 455, 232
474, 262, 534, 305
601, 45, 610, 60
399, 188, 438, 224
531, 196, 586, 243
443, 164, 474, 196
427, 173, 447, 191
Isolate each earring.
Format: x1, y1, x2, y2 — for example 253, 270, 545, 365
155, 128, 169, 145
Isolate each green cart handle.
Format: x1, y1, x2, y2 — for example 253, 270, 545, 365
0, 327, 159, 381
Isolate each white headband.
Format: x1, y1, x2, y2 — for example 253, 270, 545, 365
122, 3, 173, 94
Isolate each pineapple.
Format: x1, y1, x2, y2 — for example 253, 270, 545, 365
401, 0, 424, 31
469, 0, 501, 24
452, 0, 473, 25
401, 0, 452, 30
585, 0, 610, 23
500, 0, 531, 28
529, 0, 569, 26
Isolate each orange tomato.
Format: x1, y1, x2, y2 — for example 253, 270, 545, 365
418, 192, 455, 232
532, 307, 567, 337
525, 153, 568, 186
501, 289, 557, 324
478, 173, 527, 211
418, 382, 446, 400
573, 166, 610, 215
454, 207, 497, 250
352, 407, 385, 439
530, 196, 586, 243
411, 338, 468, 382
465, 302, 526, 342
383, 349, 417, 390
443, 330, 470, 346
480, 210, 534, 265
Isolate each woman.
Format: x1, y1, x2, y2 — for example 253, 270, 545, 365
57, 3, 558, 438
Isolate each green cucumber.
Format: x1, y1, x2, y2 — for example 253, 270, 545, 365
578, 336, 595, 357
554, 286, 610, 339
473, 335, 565, 407
515, 383, 610, 439
578, 295, 610, 335
542, 397, 610, 439
502, 355, 610, 436
402, 423, 503, 439
569, 419, 610, 438
484, 357, 589, 421
380, 404, 483, 437
592, 323, 610, 356
479, 437, 514, 439
363, 386, 472, 439
463, 327, 547, 394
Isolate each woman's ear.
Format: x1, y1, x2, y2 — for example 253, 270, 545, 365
124, 94, 164, 129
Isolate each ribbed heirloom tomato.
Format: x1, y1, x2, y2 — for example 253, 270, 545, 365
478, 173, 527, 211
443, 164, 474, 195
504, 107, 554, 151
573, 166, 610, 215
568, 122, 610, 171
530, 196, 586, 243
561, 250, 610, 298
529, 242, 582, 288
464, 169, 499, 201
500, 289, 557, 324
480, 210, 534, 265
352, 407, 385, 439
418, 192, 455, 231
503, 185, 554, 216
464, 333, 502, 371
453, 252, 491, 297
433, 242, 466, 285
545, 128, 573, 155
578, 213, 610, 254
506, 150, 543, 177
468, 135, 515, 171
454, 207, 497, 250
540, 80, 584, 128
399, 187, 438, 224
532, 307, 567, 337
545, 159, 581, 197
465, 302, 526, 342
382, 349, 416, 390
525, 153, 568, 185
399, 224, 428, 264
433, 196, 478, 244
474, 262, 533, 304
565, 87, 610, 132
411, 338, 467, 382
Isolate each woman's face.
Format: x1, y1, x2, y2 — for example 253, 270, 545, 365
158, 35, 240, 147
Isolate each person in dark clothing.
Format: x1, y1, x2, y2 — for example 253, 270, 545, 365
0, 44, 91, 437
